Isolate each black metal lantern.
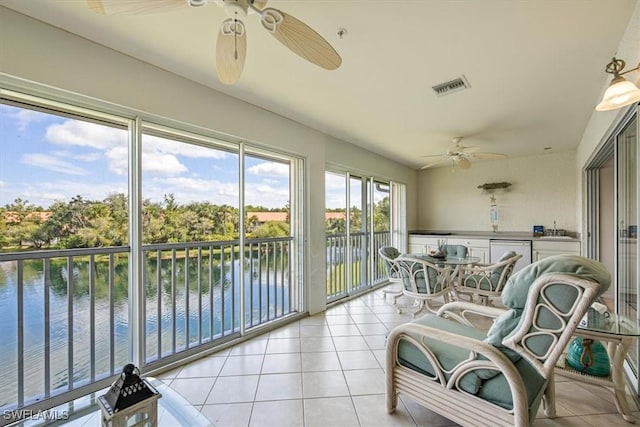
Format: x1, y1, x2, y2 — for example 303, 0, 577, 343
98, 363, 161, 426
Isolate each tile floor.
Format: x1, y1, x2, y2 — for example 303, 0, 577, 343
151, 285, 640, 426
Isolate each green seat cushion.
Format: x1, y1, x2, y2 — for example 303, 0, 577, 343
397, 314, 487, 394
396, 314, 546, 412
476, 357, 546, 417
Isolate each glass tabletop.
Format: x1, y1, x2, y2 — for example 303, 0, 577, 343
578, 309, 640, 337
411, 254, 481, 265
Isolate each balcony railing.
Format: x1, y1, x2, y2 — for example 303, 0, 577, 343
325, 230, 391, 301
0, 236, 294, 417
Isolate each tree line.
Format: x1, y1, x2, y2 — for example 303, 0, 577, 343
1, 194, 390, 252
0, 194, 290, 251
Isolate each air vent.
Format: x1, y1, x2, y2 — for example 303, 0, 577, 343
432, 75, 470, 97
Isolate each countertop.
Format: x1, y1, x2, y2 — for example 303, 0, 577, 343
409, 230, 580, 242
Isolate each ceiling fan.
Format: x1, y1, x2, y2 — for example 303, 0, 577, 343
420, 137, 508, 170
86, 0, 342, 84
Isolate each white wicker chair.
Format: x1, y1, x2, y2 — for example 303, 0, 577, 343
386, 255, 611, 427
394, 255, 454, 318
456, 251, 522, 305
378, 246, 403, 303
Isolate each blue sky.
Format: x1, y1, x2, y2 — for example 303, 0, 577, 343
0, 103, 294, 210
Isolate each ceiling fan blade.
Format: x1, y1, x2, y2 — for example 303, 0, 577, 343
472, 152, 509, 160
86, 0, 186, 15
216, 19, 247, 85
457, 145, 480, 153
260, 8, 342, 70
420, 159, 451, 170
420, 154, 447, 158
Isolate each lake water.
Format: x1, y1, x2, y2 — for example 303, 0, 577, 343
0, 254, 291, 409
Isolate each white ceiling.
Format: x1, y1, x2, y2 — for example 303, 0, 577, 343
0, 0, 636, 169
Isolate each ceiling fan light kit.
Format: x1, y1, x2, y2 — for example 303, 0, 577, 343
420, 136, 508, 170
596, 57, 640, 111
87, 0, 342, 85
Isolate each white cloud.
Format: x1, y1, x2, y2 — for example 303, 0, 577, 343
8, 108, 50, 131
248, 161, 289, 177
142, 134, 228, 159
46, 120, 128, 150
52, 150, 102, 162
21, 153, 89, 176
0, 180, 128, 208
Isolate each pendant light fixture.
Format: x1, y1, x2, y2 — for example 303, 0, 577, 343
596, 57, 640, 111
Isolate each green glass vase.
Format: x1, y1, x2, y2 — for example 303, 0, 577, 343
567, 337, 611, 377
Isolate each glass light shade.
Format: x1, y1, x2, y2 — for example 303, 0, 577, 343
457, 157, 471, 169
596, 77, 640, 111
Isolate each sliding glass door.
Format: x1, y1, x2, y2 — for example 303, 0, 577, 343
617, 115, 639, 374
325, 171, 392, 302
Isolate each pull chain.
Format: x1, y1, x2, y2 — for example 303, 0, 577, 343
233, 19, 238, 60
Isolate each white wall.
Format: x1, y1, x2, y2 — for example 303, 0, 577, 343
417, 150, 577, 233
0, 7, 416, 314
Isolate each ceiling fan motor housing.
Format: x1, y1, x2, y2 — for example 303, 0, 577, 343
221, 0, 249, 18
188, 0, 209, 7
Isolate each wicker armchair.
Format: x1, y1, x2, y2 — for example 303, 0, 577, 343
378, 246, 403, 303
457, 251, 522, 305
394, 255, 454, 317
386, 255, 611, 427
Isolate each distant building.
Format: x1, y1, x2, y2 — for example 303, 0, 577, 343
4, 211, 52, 224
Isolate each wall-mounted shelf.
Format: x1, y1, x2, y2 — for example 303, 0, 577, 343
477, 182, 512, 191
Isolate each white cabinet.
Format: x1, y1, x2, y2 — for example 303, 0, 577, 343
532, 240, 581, 262
409, 235, 581, 266
407, 236, 489, 263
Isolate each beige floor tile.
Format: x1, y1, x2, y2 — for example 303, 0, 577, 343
265, 337, 301, 354
338, 350, 381, 370
400, 396, 459, 426
301, 351, 342, 372
255, 373, 303, 401
206, 375, 259, 404
346, 305, 374, 314
325, 315, 354, 325
166, 377, 215, 405
350, 313, 381, 324
220, 354, 265, 376
299, 315, 327, 326
176, 355, 226, 378
326, 306, 349, 315
300, 336, 335, 353
578, 412, 638, 426
250, 400, 304, 427
329, 324, 363, 336
299, 325, 332, 337
333, 335, 370, 351
554, 380, 619, 416
302, 370, 350, 398
303, 396, 359, 427
344, 368, 386, 395
363, 334, 387, 350
201, 402, 252, 427
229, 339, 268, 356
357, 322, 390, 335
269, 325, 300, 339
261, 353, 301, 374
353, 394, 417, 427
